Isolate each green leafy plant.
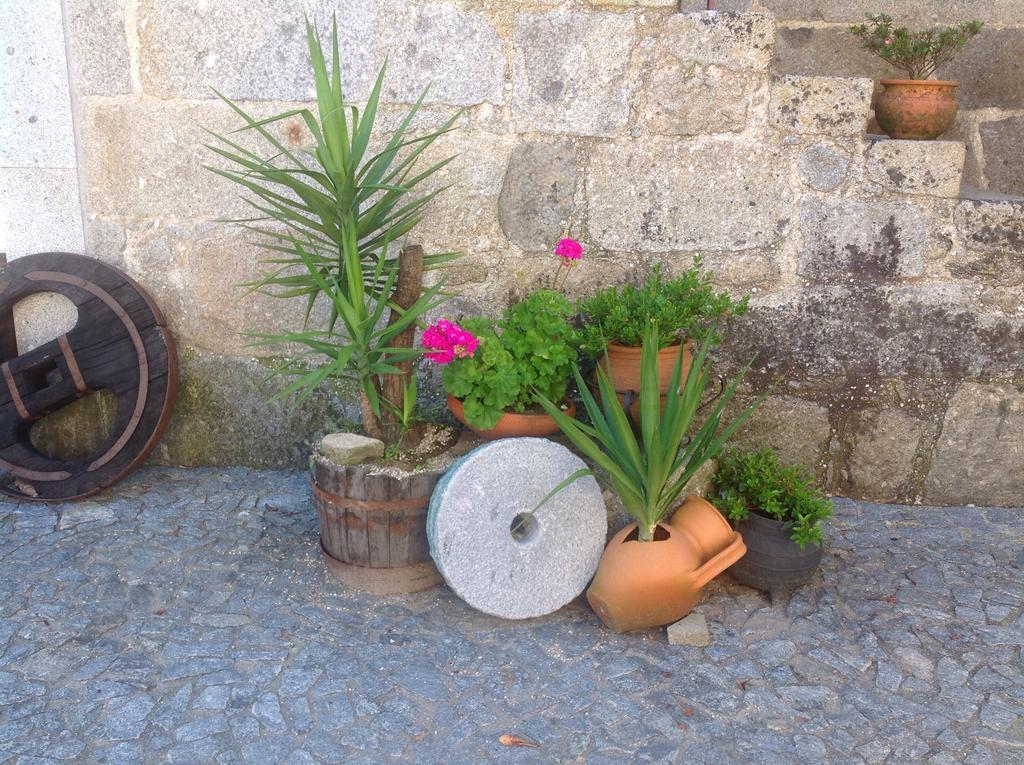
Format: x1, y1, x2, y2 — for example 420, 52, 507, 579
575, 260, 747, 357
442, 290, 577, 430
712, 448, 832, 548
205, 18, 461, 443
534, 325, 764, 542
850, 14, 982, 80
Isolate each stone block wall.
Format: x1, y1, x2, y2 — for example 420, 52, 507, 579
3, 0, 1023, 506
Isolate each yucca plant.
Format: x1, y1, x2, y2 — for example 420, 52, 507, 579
204, 17, 461, 442
536, 325, 764, 542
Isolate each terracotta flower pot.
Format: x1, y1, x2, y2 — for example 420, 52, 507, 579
597, 342, 691, 417
586, 520, 746, 633
729, 510, 823, 593
600, 342, 691, 394
875, 79, 958, 140
447, 395, 574, 441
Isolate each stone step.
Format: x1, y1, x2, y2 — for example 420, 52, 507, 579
958, 186, 1024, 204
953, 192, 1024, 255
862, 135, 966, 198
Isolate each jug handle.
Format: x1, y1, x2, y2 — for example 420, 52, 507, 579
692, 533, 747, 589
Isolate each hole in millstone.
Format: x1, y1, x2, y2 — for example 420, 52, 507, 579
29, 389, 119, 461
509, 512, 539, 544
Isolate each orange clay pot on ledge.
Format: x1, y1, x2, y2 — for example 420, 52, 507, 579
875, 80, 959, 140
586, 516, 746, 633
447, 395, 575, 441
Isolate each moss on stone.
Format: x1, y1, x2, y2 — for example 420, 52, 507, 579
152, 348, 360, 468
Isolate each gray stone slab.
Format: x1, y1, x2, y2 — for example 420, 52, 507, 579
797, 196, 933, 283
379, 4, 504, 107
667, 613, 711, 646
944, 28, 1024, 110
643, 64, 756, 136
137, 0, 502, 107
137, 0, 371, 101
498, 140, 577, 251
586, 137, 791, 252
769, 75, 873, 137
847, 409, 927, 503
924, 383, 1024, 506
980, 116, 1024, 197
318, 434, 385, 466
80, 98, 286, 221
663, 12, 775, 72
66, 0, 132, 95
954, 197, 1024, 253
0, 168, 84, 258
797, 142, 853, 192
863, 139, 966, 198
427, 438, 606, 619
723, 395, 830, 471
0, 0, 77, 168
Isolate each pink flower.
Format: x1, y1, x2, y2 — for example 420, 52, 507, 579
422, 319, 478, 365
883, 37, 893, 45
554, 237, 584, 262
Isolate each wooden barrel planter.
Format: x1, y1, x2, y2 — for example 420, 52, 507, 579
311, 456, 444, 595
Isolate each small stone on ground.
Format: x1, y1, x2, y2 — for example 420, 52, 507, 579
667, 612, 711, 646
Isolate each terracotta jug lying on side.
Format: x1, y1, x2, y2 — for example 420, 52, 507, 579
586, 520, 746, 633
669, 495, 739, 561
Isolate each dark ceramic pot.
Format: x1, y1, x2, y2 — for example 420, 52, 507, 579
729, 510, 822, 592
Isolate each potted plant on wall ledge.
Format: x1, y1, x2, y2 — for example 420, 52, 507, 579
575, 259, 747, 417
711, 447, 832, 592
850, 13, 982, 140
206, 18, 471, 594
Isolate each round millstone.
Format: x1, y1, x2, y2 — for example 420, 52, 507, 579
427, 438, 607, 619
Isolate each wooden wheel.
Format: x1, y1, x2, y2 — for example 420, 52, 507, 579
0, 253, 177, 501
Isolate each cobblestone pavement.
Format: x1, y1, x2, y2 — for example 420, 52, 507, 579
0, 468, 1021, 764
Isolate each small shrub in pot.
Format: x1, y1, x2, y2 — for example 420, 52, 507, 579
575, 260, 746, 412
575, 259, 747, 357
712, 448, 832, 592
849, 14, 983, 140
